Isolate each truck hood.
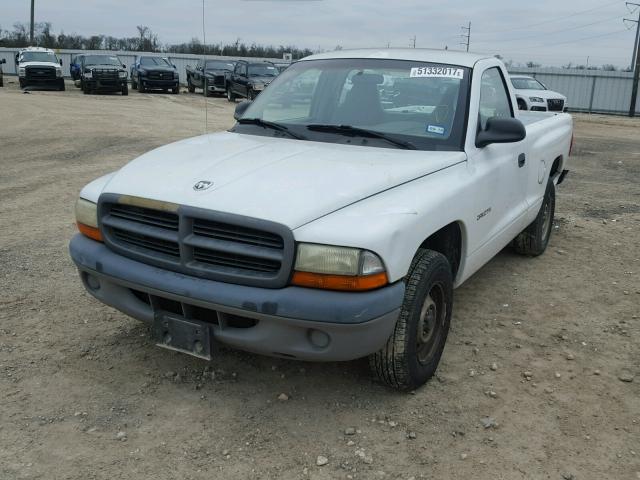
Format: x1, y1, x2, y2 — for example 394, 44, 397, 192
20, 61, 60, 69
102, 132, 466, 229
515, 89, 566, 100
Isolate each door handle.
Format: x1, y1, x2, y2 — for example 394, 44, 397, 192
518, 153, 526, 168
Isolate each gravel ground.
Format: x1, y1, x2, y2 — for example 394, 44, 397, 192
0, 78, 639, 480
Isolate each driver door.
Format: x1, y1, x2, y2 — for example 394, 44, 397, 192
466, 67, 529, 255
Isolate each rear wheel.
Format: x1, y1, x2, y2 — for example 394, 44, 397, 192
369, 249, 453, 391
512, 179, 555, 256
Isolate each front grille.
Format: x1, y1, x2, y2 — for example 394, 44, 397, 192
99, 197, 294, 288
213, 75, 226, 87
547, 99, 565, 111
147, 71, 173, 80
26, 66, 56, 80
93, 68, 119, 80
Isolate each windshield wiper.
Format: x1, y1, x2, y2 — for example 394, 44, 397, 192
306, 124, 417, 150
237, 118, 307, 140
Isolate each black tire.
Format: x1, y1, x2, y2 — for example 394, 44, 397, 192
248, 89, 257, 101
19, 79, 25, 89
138, 80, 145, 93
172, 86, 179, 94
1, 77, 4, 88
512, 179, 555, 256
226, 88, 236, 102
187, 77, 195, 93
122, 85, 129, 96
203, 79, 212, 97
131, 76, 137, 90
517, 99, 527, 111
59, 80, 65, 91
369, 249, 453, 391
82, 81, 89, 94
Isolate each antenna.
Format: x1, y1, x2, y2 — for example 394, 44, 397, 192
202, 0, 208, 133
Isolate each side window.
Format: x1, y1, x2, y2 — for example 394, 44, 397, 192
234, 63, 242, 75
479, 67, 513, 130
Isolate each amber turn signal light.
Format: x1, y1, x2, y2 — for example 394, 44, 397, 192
77, 222, 103, 242
291, 271, 388, 292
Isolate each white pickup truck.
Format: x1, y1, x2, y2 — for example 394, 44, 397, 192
69, 49, 572, 390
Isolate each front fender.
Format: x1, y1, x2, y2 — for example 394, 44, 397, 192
293, 162, 471, 284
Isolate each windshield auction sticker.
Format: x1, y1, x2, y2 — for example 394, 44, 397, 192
410, 67, 464, 79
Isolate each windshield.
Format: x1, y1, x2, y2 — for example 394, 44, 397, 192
84, 55, 121, 66
511, 77, 546, 90
235, 58, 471, 151
206, 61, 235, 71
248, 64, 279, 77
20, 51, 58, 63
140, 57, 172, 67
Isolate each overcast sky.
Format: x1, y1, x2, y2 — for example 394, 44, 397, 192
3, 0, 638, 67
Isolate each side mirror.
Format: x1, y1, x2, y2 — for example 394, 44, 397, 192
234, 101, 252, 121
59, 59, 63, 66
476, 117, 526, 148
0, 58, 5, 64
122, 63, 126, 69
172, 64, 177, 69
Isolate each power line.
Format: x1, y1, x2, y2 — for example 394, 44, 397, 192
474, 14, 626, 44
473, 0, 625, 36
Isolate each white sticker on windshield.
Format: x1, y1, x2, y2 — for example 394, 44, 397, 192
410, 67, 464, 79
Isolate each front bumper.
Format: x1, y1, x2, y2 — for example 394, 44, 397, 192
85, 79, 127, 91
69, 234, 403, 361
141, 78, 179, 89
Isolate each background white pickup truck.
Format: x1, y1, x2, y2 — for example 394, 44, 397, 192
69, 49, 572, 390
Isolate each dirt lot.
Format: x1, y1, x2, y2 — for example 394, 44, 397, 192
0, 78, 638, 480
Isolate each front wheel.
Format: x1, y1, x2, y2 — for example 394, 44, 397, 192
226, 88, 236, 102
131, 76, 137, 90
187, 77, 195, 93
138, 80, 145, 93
369, 249, 453, 391
172, 86, 179, 94
512, 179, 555, 256
517, 98, 527, 111
122, 85, 129, 96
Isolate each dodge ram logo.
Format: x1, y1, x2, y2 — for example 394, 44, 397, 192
193, 180, 213, 191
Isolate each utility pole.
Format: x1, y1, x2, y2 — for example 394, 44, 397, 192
30, 0, 35, 44
410, 36, 416, 48
461, 22, 471, 52
626, 3, 640, 116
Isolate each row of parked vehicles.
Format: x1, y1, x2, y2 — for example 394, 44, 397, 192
7, 46, 282, 100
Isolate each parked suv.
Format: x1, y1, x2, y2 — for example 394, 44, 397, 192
0, 58, 5, 87
186, 59, 235, 96
227, 60, 279, 101
131, 56, 179, 93
510, 75, 568, 112
80, 54, 128, 95
16, 47, 65, 91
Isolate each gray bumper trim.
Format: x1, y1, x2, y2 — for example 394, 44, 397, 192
69, 234, 403, 361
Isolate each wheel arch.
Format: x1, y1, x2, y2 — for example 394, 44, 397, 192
417, 221, 466, 282
550, 155, 563, 180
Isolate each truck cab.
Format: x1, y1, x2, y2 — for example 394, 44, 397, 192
16, 47, 65, 91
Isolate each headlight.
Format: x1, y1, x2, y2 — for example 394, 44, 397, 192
292, 243, 387, 291
529, 97, 544, 103
18, 67, 25, 77
84, 70, 92, 79
56, 68, 62, 78
139, 69, 146, 77
252, 83, 265, 91
174, 71, 179, 79
75, 198, 102, 242
119, 71, 127, 78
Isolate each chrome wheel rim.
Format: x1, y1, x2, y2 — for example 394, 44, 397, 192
541, 198, 551, 239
